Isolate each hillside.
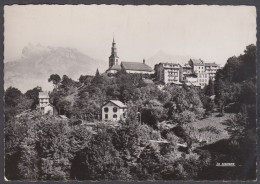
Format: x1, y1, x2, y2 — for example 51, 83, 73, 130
4, 44, 107, 92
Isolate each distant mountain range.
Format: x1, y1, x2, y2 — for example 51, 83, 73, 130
4, 44, 194, 92
4, 44, 107, 92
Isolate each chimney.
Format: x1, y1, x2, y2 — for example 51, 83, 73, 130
143, 59, 145, 64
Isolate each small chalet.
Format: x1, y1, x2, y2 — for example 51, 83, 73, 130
102, 100, 127, 121
39, 91, 54, 115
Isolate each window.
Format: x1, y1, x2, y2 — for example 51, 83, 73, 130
113, 107, 117, 112
113, 114, 117, 119
105, 114, 108, 119
104, 107, 109, 113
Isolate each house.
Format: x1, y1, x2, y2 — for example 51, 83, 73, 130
188, 59, 205, 74
38, 91, 54, 115
155, 62, 181, 84
102, 100, 127, 121
106, 38, 154, 75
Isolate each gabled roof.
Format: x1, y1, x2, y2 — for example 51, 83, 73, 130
190, 59, 204, 65
39, 91, 49, 98
121, 61, 153, 72
103, 100, 127, 108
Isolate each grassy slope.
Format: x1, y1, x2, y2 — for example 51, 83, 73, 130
184, 113, 234, 146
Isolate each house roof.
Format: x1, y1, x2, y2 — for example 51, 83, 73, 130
121, 61, 153, 72
143, 79, 154, 84
205, 62, 219, 67
190, 59, 204, 65
160, 63, 180, 68
39, 91, 49, 98
103, 100, 127, 108
181, 63, 192, 68
108, 64, 122, 71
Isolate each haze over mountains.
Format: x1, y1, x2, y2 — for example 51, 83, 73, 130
4, 44, 194, 92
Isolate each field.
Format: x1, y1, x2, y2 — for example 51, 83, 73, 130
184, 113, 235, 146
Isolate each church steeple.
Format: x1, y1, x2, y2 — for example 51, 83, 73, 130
109, 36, 119, 68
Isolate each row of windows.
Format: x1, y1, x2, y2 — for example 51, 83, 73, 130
167, 72, 178, 76
198, 74, 208, 78
104, 107, 117, 113
198, 79, 208, 82
105, 114, 118, 119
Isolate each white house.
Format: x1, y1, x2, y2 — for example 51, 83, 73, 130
39, 91, 54, 115
102, 100, 127, 121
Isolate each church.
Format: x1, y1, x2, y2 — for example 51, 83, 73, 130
106, 38, 154, 75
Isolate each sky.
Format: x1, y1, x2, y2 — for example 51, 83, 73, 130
4, 5, 256, 65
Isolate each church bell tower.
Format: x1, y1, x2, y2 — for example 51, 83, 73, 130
109, 37, 119, 68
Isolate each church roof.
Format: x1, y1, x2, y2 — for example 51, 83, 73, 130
108, 64, 121, 71
121, 61, 153, 72
39, 91, 49, 98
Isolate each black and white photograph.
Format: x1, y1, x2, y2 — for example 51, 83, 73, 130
3, 4, 257, 181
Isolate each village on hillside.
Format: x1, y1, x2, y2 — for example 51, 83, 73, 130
5, 37, 256, 181
3, 4, 257, 182
37, 38, 221, 119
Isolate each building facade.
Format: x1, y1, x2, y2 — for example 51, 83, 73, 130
188, 59, 205, 74
155, 63, 181, 84
197, 72, 209, 88
39, 91, 54, 115
102, 100, 127, 121
204, 62, 220, 81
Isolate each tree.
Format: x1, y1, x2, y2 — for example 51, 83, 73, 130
25, 86, 42, 109
48, 74, 61, 88
204, 78, 214, 96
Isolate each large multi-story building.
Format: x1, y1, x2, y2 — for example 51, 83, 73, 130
188, 59, 205, 74
155, 62, 181, 84
179, 63, 193, 81
197, 72, 209, 87
106, 38, 154, 75
204, 62, 220, 81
